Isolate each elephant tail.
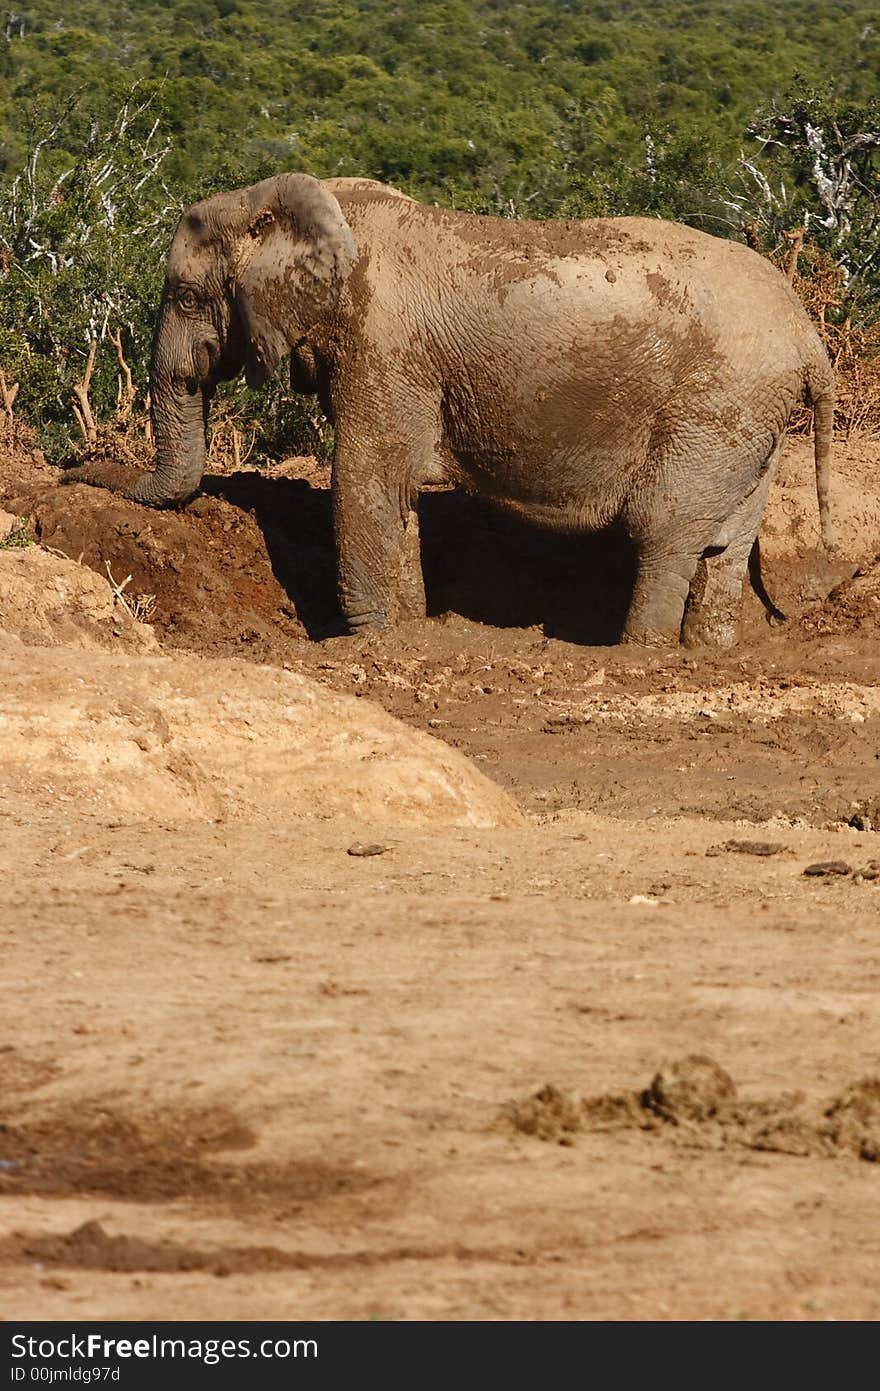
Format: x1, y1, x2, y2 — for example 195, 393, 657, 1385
806, 357, 836, 553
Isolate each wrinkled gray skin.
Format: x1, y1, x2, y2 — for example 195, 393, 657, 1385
70, 172, 836, 646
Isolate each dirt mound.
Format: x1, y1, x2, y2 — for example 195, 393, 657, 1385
0, 636, 523, 827
507, 1056, 880, 1161
25, 470, 325, 658
0, 444, 57, 502
0, 544, 158, 652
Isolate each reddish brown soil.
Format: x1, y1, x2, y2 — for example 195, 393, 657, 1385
6, 441, 878, 830
2, 436, 880, 1321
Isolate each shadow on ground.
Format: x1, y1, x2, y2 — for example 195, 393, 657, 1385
204, 471, 637, 644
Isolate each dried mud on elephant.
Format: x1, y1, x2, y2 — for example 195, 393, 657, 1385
2, 431, 880, 1321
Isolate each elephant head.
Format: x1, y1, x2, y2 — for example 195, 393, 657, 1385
129, 173, 358, 507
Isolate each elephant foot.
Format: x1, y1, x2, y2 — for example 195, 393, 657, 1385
345, 608, 389, 634
681, 610, 739, 648
620, 626, 680, 649
124, 477, 198, 509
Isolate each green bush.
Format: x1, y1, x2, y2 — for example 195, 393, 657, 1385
0, 90, 176, 437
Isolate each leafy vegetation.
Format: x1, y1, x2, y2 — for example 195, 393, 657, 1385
0, 1, 878, 452
2, 1, 877, 196
0, 516, 33, 548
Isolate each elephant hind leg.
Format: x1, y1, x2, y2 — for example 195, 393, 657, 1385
623, 436, 783, 649
621, 547, 701, 647
681, 462, 777, 649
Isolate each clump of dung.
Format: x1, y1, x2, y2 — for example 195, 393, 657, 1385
641, 1054, 737, 1123
506, 1056, 880, 1163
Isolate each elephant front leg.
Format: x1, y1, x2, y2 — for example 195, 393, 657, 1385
332, 456, 426, 632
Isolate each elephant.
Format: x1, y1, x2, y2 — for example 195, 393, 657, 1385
66, 172, 835, 646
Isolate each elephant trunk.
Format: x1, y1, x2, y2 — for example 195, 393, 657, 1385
126, 379, 210, 507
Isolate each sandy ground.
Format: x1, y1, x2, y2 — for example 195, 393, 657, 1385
1, 433, 879, 1322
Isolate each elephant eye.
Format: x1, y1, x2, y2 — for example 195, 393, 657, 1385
178, 289, 199, 311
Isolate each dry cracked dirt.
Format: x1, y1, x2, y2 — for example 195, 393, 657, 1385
1, 434, 879, 1321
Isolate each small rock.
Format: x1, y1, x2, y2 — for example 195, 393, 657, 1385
803, 861, 852, 877
628, 894, 659, 906
347, 842, 392, 857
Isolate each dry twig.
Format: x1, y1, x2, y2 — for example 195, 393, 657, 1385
784, 226, 805, 282
0, 369, 19, 436
107, 327, 137, 420
71, 340, 98, 445
104, 560, 156, 625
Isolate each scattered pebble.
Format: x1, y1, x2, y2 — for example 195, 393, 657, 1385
628, 894, 659, 906
347, 842, 392, 857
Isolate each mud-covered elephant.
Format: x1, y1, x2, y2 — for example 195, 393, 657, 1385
68, 173, 835, 646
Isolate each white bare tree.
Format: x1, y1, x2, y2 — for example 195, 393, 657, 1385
720, 94, 880, 309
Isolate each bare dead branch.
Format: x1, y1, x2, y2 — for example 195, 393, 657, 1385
0, 369, 20, 431
107, 326, 137, 420
784, 227, 805, 281
105, 559, 156, 624
71, 340, 98, 445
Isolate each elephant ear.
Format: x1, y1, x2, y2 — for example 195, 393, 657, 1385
230, 174, 358, 389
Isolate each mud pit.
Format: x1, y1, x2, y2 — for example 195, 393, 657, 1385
2, 435, 880, 1320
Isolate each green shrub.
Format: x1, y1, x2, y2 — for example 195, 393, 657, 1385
0, 90, 176, 442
